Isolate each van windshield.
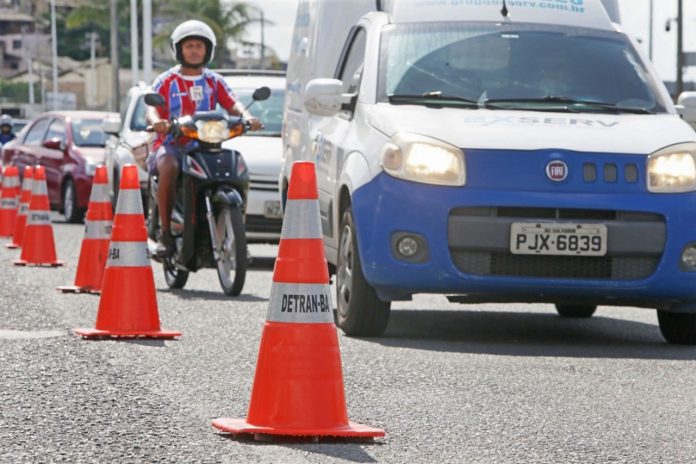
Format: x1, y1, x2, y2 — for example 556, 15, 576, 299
379, 22, 669, 114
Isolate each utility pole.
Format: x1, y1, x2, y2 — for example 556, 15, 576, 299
50, 0, 58, 110
89, 32, 97, 108
677, 0, 684, 98
649, 0, 654, 61
22, 26, 34, 106
130, 0, 139, 86
260, 10, 265, 69
143, 0, 153, 84
110, 0, 120, 111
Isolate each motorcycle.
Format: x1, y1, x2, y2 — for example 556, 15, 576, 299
143, 86, 270, 296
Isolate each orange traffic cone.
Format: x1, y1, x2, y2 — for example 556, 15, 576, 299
14, 166, 63, 267
0, 166, 20, 237
74, 164, 180, 339
213, 161, 384, 440
58, 165, 113, 294
6, 166, 33, 249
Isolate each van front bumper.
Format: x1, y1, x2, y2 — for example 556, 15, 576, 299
351, 172, 696, 310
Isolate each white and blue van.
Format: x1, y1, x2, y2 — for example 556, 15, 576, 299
281, 0, 696, 343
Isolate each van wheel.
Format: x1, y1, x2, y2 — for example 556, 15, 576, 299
62, 179, 84, 223
555, 304, 597, 318
657, 310, 696, 344
335, 207, 390, 337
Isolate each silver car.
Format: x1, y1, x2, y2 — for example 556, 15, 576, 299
102, 82, 153, 208
220, 70, 285, 243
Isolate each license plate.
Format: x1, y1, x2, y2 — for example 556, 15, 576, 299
264, 200, 282, 219
510, 222, 607, 256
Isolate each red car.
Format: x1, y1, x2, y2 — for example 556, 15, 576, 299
2, 111, 118, 222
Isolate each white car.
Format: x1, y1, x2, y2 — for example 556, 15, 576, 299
220, 70, 285, 243
102, 82, 153, 208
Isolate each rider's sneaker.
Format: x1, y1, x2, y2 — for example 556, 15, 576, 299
155, 230, 176, 258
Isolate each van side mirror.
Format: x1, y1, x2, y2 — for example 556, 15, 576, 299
102, 116, 121, 135
304, 79, 352, 117
677, 92, 696, 131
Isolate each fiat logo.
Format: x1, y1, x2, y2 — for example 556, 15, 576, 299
546, 160, 568, 182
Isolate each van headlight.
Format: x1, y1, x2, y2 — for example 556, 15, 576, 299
380, 133, 465, 186
647, 143, 696, 193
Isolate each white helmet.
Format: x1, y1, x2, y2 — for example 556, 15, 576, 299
0, 114, 12, 128
170, 20, 217, 66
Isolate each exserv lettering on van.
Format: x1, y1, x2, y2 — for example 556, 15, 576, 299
280, 0, 696, 344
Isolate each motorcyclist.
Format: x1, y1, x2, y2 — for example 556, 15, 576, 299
0, 114, 16, 145
146, 20, 262, 257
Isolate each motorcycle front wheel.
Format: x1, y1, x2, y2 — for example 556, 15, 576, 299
214, 204, 246, 296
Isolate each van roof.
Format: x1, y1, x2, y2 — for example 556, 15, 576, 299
383, 0, 615, 31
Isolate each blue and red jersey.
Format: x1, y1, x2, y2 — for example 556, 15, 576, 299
152, 66, 237, 146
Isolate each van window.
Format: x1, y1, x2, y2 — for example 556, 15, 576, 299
338, 28, 367, 95
379, 22, 669, 114
24, 118, 51, 146
71, 119, 108, 147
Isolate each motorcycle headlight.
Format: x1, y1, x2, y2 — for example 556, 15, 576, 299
647, 143, 696, 193
195, 120, 229, 143
380, 132, 465, 186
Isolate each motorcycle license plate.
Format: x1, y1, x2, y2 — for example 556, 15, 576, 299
264, 200, 282, 219
509, 223, 607, 256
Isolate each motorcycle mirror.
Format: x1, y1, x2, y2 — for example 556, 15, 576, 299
252, 87, 271, 102
144, 92, 166, 107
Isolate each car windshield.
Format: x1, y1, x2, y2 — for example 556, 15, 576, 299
233, 87, 284, 136
379, 22, 669, 114
71, 119, 108, 147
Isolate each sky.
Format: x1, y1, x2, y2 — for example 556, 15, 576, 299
246, 0, 696, 83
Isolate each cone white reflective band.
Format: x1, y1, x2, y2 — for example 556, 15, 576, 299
32, 179, 48, 196
0, 198, 18, 209
3, 177, 18, 188
89, 183, 110, 203
115, 189, 143, 215
17, 203, 29, 215
21, 179, 34, 192
280, 200, 322, 239
84, 220, 113, 240
106, 241, 149, 267
26, 211, 51, 226
266, 282, 334, 323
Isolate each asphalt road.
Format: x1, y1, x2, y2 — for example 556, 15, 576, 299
2, 219, 696, 463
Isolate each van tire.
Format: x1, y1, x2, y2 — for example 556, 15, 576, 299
335, 207, 390, 337
657, 310, 696, 345
555, 304, 597, 318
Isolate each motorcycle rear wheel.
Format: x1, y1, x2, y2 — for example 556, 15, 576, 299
214, 204, 246, 296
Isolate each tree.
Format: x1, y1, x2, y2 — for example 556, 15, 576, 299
153, 0, 261, 67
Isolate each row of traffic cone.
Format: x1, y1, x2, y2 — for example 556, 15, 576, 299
0, 161, 383, 441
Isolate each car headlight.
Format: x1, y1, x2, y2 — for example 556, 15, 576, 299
380, 132, 465, 186
196, 120, 229, 143
647, 143, 696, 193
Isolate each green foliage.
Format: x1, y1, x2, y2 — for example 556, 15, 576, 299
0, 80, 41, 103
62, 0, 260, 69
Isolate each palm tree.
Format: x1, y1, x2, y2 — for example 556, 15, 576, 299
65, 0, 261, 68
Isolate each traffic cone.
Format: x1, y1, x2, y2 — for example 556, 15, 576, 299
212, 161, 384, 440
74, 164, 180, 339
58, 165, 113, 294
0, 166, 20, 237
6, 166, 33, 249
14, 166, 63, 267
